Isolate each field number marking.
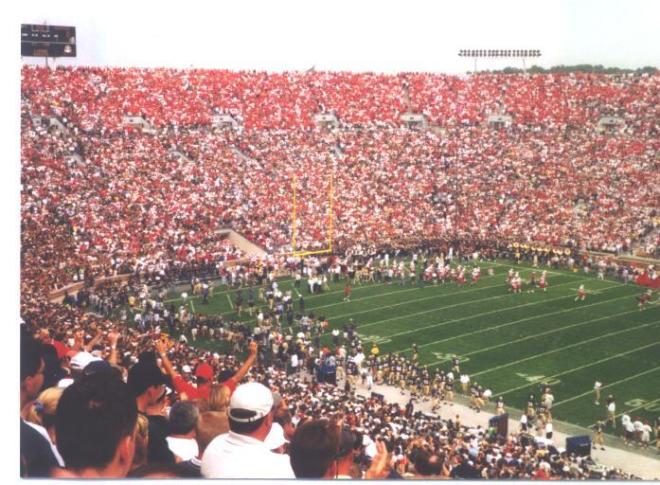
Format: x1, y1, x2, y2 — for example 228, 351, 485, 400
515, 373, 561, 386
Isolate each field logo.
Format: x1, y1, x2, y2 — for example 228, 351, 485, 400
357, 333, 392, 345
515, 373, 561, 386
432, 352, 470, 364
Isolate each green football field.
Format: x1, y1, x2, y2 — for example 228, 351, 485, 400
165, 260, 660, 435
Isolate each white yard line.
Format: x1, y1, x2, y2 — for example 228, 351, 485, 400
521, 362, 660, 406
321, 275, 582, 337
226, 294, 234, 309
413, 284, 624, 350
470, 316, 660, 377
384, 282, 621, 346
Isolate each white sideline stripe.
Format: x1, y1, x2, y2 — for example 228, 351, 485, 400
322, 274, 584, 338
470, 315, 660, 376
226, 294, 234, 309
501, 347, 660, 402
386, 282, 622, 346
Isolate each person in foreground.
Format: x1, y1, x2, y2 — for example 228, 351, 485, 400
289, 418, 391, 479
201, 382, 295, 478
51, 372, 138, 478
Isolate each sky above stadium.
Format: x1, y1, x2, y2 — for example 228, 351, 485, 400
17, 0, 659, 73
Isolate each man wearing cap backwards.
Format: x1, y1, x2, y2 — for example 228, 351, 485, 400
156, 340, 258, 400
201, 382, 295, 478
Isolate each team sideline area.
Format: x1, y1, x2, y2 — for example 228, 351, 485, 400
158, 257, 660, 432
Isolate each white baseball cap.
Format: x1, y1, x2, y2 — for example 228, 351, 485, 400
228, 382, 274, 423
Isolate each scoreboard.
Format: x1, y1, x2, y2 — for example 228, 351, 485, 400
21, 24, 76, 57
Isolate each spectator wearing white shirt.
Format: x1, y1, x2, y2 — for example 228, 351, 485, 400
166, 401, 199, 462
201, 382, 294, 479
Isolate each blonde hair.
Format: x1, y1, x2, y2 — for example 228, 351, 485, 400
196, 412, 229, 454
26, 387, 64, 430
131, 414, 150, 471
208, 383, 230, 412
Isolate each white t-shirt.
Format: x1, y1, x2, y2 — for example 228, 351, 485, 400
201, 431, 295, 479
607, 402, 616, 413
641, 424, 652, 441
166, 436, 199, 461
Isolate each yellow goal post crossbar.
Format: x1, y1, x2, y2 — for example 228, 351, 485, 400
283, 171, 334, 258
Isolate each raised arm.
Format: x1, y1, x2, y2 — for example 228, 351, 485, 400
107, 329, 120, 366
155, 339, 177, 378
232, 340, 258, 383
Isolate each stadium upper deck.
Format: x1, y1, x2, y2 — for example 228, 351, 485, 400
22, 66, 657, 131
20, 67, 659, 300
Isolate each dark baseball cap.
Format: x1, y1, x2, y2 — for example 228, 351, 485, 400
127, 361, 169, 397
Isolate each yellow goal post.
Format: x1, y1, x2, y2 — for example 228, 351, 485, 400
283, 171, 335, 258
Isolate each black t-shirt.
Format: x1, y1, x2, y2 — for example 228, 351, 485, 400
20, 419, 58, 477
144, 413, 175, 465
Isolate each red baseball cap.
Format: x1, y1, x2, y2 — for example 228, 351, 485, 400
195, 363, 214, 380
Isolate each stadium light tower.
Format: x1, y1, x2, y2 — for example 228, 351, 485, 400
458, 49, 542, 73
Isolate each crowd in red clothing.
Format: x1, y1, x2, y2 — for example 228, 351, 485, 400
22, 66, 658, 133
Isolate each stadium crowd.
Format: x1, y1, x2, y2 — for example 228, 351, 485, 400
21, 306, 653, 479
20, 65, 659, 478
22, 66, 657, 133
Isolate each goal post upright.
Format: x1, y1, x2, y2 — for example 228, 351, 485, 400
327, 170, 334, 253
291, 174, 297, 254
285, 169, 334, 259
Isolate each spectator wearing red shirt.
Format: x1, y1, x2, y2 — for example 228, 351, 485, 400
156, 340, 258, 400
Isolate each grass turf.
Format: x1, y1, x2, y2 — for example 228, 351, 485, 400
165, 260, 660, 435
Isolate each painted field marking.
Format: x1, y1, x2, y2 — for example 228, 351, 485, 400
569, 287, 605, 295
471, 315, 659, 377
396, 283, 623, 352
323, 276, 583, 338
615, 397, 660, 419
496, 339, 660, 397
523, 358, 660, 406
312, 269, 514, 314
226, 294, 234, 309
432, 352, 470, 364
208, 264, 520, 319
514, 373, 561, 386
357, 333, 392, 345
443, 307, 648, 363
